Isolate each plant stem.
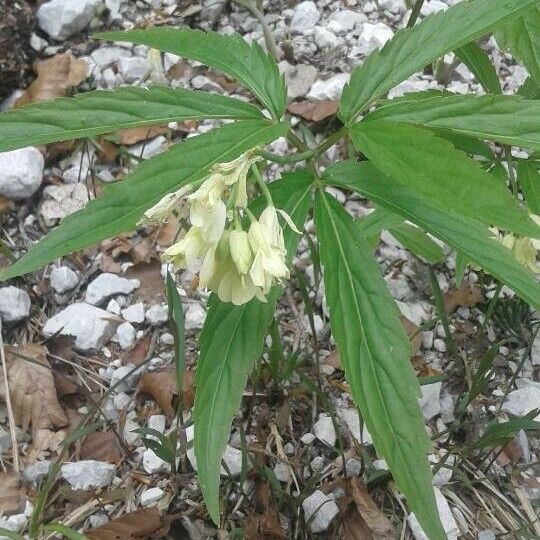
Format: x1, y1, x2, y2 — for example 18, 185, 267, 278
251, 163, 273, 206
407, 0, 425, 28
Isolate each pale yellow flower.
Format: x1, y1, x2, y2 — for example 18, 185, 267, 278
162, 227, 210, 269
139, 184, 192, 225
229, 229, 253, 275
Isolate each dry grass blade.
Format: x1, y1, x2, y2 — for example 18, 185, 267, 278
15, 53, 87, 108
0, 472, 23, 515
85, 508, 168, 540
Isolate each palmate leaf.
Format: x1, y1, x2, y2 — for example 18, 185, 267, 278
339, 0, 537, 123
365, 94, 540, 151
97, 28, 286, 120
455, 42, 502, 94
495, 5, 540, 84
0, 120, 287, 280
314, 191, 445, 540
324, 160, 540, 310
0, 86, 262, 153
350, 121, 540, 238
194, 172, 312, 523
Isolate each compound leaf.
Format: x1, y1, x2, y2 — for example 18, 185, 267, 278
339, 0, 537, 122
324, 160, 540, 310
1, 120, 287, 280
314, 191, 445, 540
350, 121, 540, 238
0, 86, 262, 153
194, 172, 312, 524
455, 41, 501, 94
97, 28, 286, 120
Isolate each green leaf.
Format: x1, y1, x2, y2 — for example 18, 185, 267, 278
314, 191, 445, 540
495, 5, 540, 84
0, 528, 26, 540
0, 86, 262, 153
0, 120, 287, 280
350, 121, 540, 238
194, 172, 312, 524
96, 28, 286, 120
323, 160, 540, 310
43, 523, 89, 540
455, 41, 501, 94
390, 222, 446, 264
339, 0, 537, 122
518, 160, 540, 214
364, 94, 540, 151
518, 76, 540, 99
471, 416, 540, 450
357, 207, 403, 237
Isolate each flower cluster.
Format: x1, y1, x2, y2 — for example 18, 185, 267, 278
141, 151, 298, 305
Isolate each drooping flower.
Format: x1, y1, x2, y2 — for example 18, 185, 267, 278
139, 184, 192, 225
229, 229, 253, 275
490, 227, 539, 274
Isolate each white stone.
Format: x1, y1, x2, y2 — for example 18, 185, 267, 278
40, 184, 89, 224
408, 487, 459, 540
43, 302, 118, 352
307, 73, 349, 100
327, 10, 366, 34
61, 460, 116, 490
478, 531, 496, 540
430, 454, 454, 486
86, 273, 139, 306
502, 380, 540, 420
0, 148, 44, 200
337, 407, 372, 444
301, 432, 315, 444
421, 0, 448, 16
107, 298, 122, 315
123, 411, 141, 445
313, 27, 341, 49
377, 0, 407, 13
142, 449, 170, 474
388, 78, 430, 99
121, 302, 145, 324
354, 22, 394, 56
386, 275, 412, 301
280, 61, 318, 100
23, 460, 52, 483
274, 462, 291, 482
302, 490, 339, 533
140, 487, 164, 507
313, 415, 336, 446
0, 287, 30, 323
146, 304, 168, 325
110, 365, 139, 392
90, 46, 131, 70
419, 382, 442, 421
116, 322, 135, 350
310, 456, 324, 471
148, 414, 166, 435
50, 266, 78, 294
290, 1, 321, 34
185, 303, 206, 331
0, 513, 27, 536
345, 458, 362, 476
38, 0, 101, 41
396, 300, 430, 325
117, 57, 150, 83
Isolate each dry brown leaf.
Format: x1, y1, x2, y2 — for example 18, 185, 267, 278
123, 335, 151, 366
0, 472, 24, 515
138, 368, 194, 418
115, 125, 170, 146
287, 100, 339, 122
400, 316, 422, 356
350, 479, 395, 539
15, 53, 87, 108
2, 344, 68, 433
85, 508, 170, 540
443, 283, 484, 314
244, 481, 286, 540
27, 427, 66, 462
79, 430, 123, 464
125, 259, 164, 302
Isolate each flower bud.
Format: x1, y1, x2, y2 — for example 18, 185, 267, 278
229, 229, 253, 275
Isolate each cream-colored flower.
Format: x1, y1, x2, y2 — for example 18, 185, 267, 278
139, 184, 192, 225
162, 226, 210, 269
490, 228, 539, 273
229, 229, 253, 275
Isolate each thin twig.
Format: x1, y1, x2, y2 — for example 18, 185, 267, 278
0, 322, 19, 473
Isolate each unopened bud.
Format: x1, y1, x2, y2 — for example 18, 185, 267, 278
229, 229, 253, 275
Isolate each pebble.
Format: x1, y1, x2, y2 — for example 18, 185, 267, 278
301, 432, 315, 444
327, 9, 366, 34
280, 62, 317, 100
0, 287, 30, 323
313, 415, 336, 447
185, 302, 206, 331
290, 1, 321, 34
107, 298, 122, 315
274, 462, 291, 482
307, 73, 349, 100
408, 487, 459, 540
310, 456, 324, 472
433, 338, 447, 353
421, 0, 448, 16
143, 448, 171, 474
86, 273, 139, 306
337, 407, 373, 444
502, 379, 540, 420
61, 460, 116, 490
419, 382, 442, 421
40, 184, 89, 225
117, 57, 150, 83
110, 365, 139, 392
148, 414, 166, 435
90, 46, 132, 70
50, 266, 79, 294
313, 26, 341, 49
302, 490, 339, 533
345, 458, 362, 476
37, 0, 101, 41
0, 514, 27, 536
140, 487, 164, 507
43, 302, 119, 352
478, 531, 496, 540
0, 148, 44, 200
116, 322, 136, 350
121, 302, 145, 324
23, 460, 52, 483
146, 304, 169, 325
353, 22, 394, 56
123, 411, 141, 446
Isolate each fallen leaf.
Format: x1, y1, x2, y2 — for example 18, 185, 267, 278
1, 344, 68, 433
287, 100, 338, 122
0, 472, 24, 515
138, 369, 194, 419
15, 53, 87, 108
244, 481, 286, 540
443, 283, 484, 314
349, 479, 395, 539
85, 508, 170, 540
79, 430, 123, 464
115, 125, 170, 146
125, 259, 164, 302
123, 335, 151, 366
27, 427, 66, 462
400, 316, 422, 356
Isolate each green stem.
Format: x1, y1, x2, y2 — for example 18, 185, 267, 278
251, 163, 273, 206
480, 282, 503, 334
407, 0, 425, 28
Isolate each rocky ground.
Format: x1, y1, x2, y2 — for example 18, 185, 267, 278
0, 0, 538, 539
